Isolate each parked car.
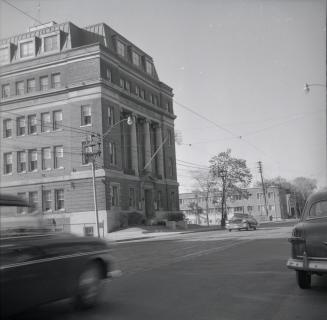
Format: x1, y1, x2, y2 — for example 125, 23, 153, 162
287, 190, 327, 289
226, 215, 258, 232
0, 193, 121, 318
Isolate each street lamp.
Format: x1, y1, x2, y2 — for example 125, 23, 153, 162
303, 83, 326, 94
303, 82, 327, 187
85, 115, 134, 238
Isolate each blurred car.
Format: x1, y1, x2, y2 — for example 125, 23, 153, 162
0, 193, 121, 318
287, 190, 327, 289
226, 215, 258, 232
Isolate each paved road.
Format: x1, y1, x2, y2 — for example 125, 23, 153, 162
13, 224, 327, 320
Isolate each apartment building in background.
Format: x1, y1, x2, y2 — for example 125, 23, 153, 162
179, 186, 296, 225
0, 21, 179, 235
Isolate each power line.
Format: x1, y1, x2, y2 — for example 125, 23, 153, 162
1, 0, 42, 24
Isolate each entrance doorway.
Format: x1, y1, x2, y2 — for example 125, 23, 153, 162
144, 189, 153, 219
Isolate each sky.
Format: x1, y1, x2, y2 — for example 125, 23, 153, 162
1, 0, 326, 192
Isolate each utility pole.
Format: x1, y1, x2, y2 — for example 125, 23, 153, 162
218, 168, 227, 228
84, 134, 101, 238
258, 161, 269, 217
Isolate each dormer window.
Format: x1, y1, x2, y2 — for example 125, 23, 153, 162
145, 60, 152, 75
44, 34, 58, 52
117, 40, 125, 57
19, 40, 34, 58
0, 46, 10, 65
132, 52, 140, 66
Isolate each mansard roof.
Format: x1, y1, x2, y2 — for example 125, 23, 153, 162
0, 21, 159, 80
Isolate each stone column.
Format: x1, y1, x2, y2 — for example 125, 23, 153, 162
130, 114, 139, 176
144, 119, 152, 173
155, 124, 164, 179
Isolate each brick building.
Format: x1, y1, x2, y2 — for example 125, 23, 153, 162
0, 21, 179, 235
179, 186, 296, 225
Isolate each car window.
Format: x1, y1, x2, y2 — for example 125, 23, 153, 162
308, 200, 327, 219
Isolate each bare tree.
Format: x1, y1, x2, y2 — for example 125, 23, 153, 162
192, 171, 216, 226
209, 149, 252, 227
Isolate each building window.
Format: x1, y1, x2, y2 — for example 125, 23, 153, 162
157, 191, 162, 210
167, 130, 173, 146
111, 185, 119, 207
55, 189, 64, 210
29, 149, 38, 171
40, 76, 49, 91
145, 60, 152, 74
171, 192, 176, 211
117, 40, 125, 57
17, 151, 27, 173
44, 35, 58, 52
4, 153, 13, 174
247, 206, 253, 212
168, 157, 174, 176
17, 117, 26, 136
28, 191, 38, 212
84, 226, 94, 237
81, 105, 91, 126
109, 142, 117, 165
42, 147, 51, 170
27, 79, 35, 93
17, 193, 27, 214
2, 84, 10, 98
234, 207, 243, 213
166, 102, 172, 113
54, 146, 64, 169
140, 89, 145, 99
135, 85, 140, 96
120, 78, 125, 88
108, 106, 114, 126
51, 73, 61, 89
20, 40, 34, 58
28, 115, 37, 134
154, 96, 159, 106
43, 190, 52, 212
269, 205, 275, 212
268, 192, 275, 199
105, 67, 112, 81
53, 110, 63, 130
41, 112, 51, 132
3, 119, 12, 138
0, 47, 9, 65
132, 52, 140, 66
150, 93, 154, 104
16, 81, 24, 95
82, 141, 92, 165
129, 188, 136, 208
125, 81, 130, 92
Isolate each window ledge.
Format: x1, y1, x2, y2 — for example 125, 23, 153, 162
80, 124, 92, 128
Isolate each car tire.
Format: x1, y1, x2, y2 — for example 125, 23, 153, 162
296, 270, 311, 289
229, 229, 232, 232
75, 263, 102, 309
253, 226, 257, 230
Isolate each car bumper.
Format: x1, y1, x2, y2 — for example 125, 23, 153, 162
107, 269, 123, 278
287, 258, 327, 272
227, 224, 247, 230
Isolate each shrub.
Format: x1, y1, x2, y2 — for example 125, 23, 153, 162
166, 212, 185, 222
127, 212, 145, 226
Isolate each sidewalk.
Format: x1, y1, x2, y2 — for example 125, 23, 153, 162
104, 219, 298, 243
105, 225, 223, 242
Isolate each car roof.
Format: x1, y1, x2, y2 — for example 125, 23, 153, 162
306, 190, 327, 205
0, 194, 30, 207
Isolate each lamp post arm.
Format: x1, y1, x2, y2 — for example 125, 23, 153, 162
143, 136, 169, 171
102, 117, 131, 139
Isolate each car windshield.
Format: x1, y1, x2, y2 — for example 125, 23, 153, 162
229, 218, 243, 223
0, 205, 50, 237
